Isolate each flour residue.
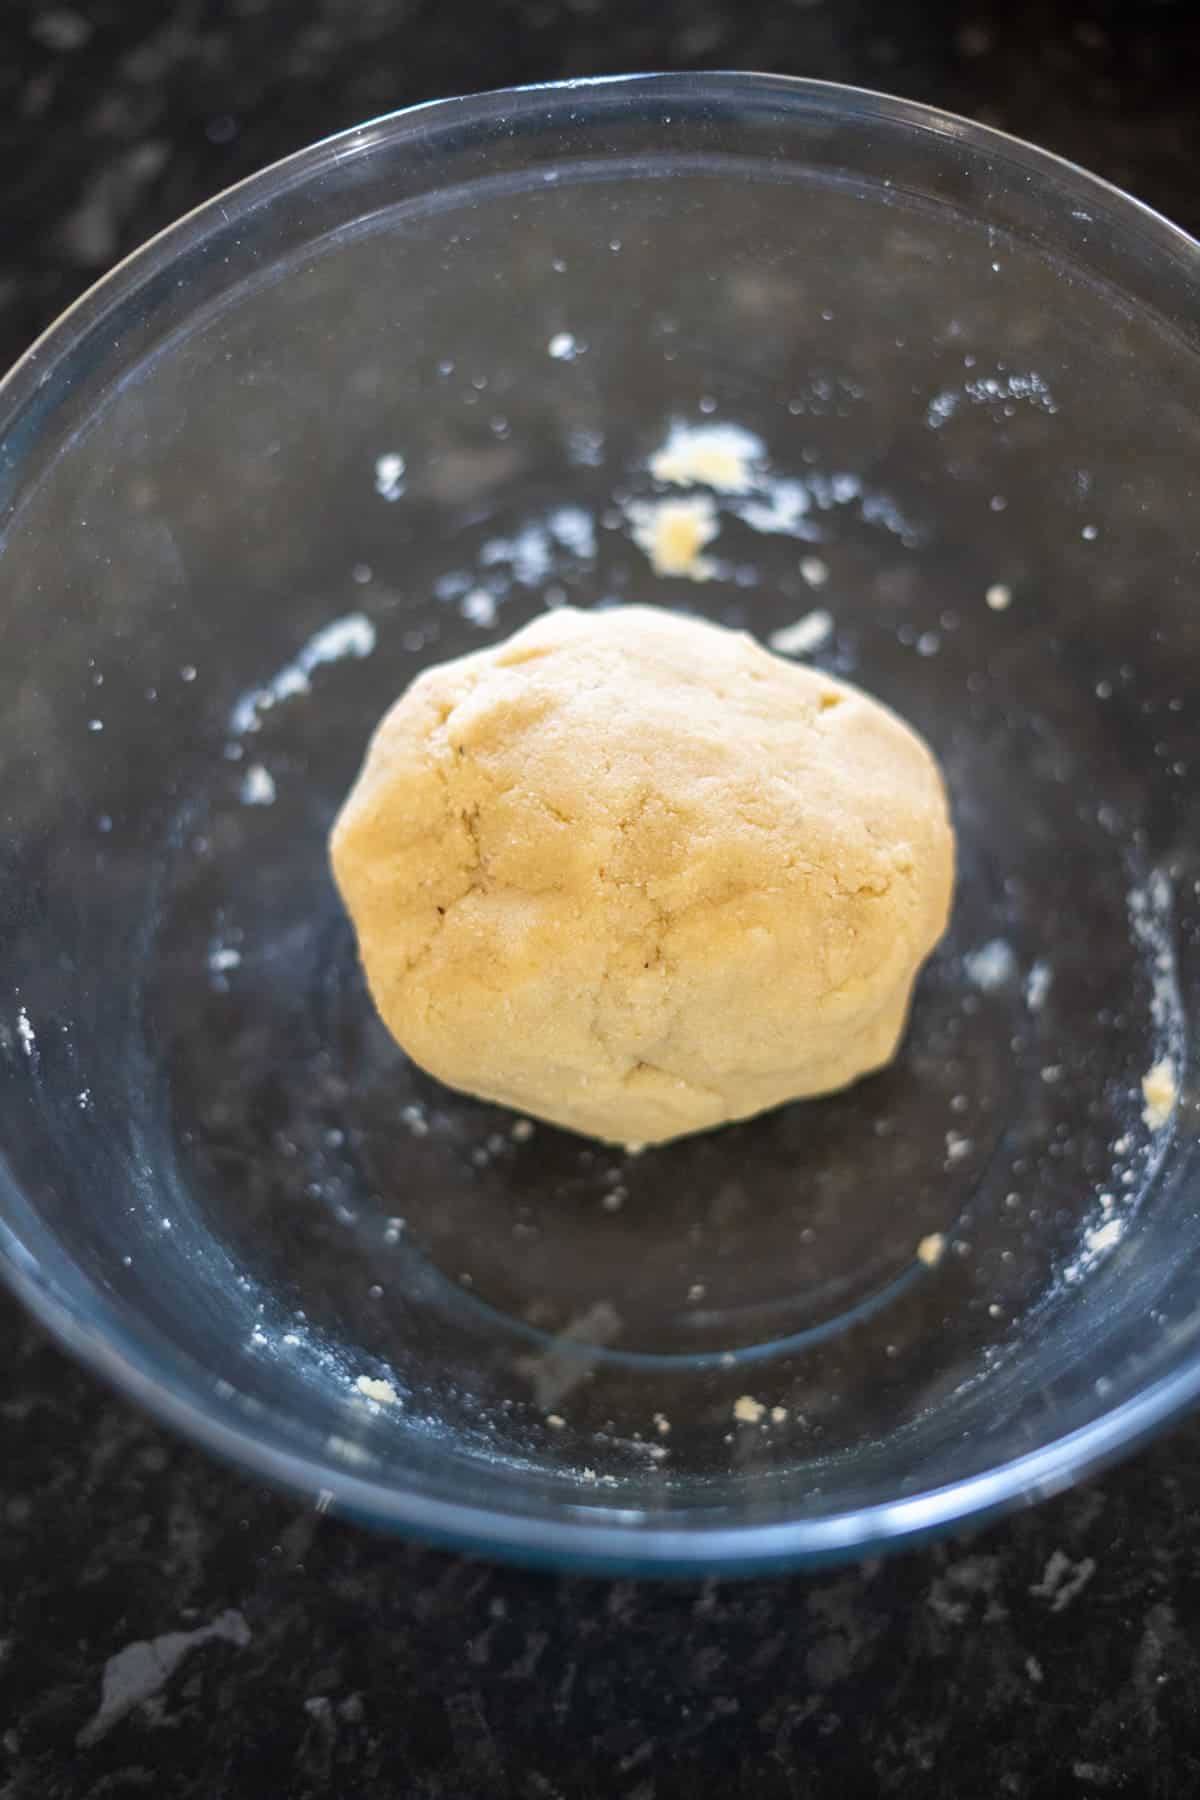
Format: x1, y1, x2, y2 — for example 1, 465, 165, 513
1129, 871, 1184, 1048
515, 1300, 622, 1410
963, 939, 1017, 993
547, 505, 597, 560
240, 764, 276, 806
480, 526, 554, 587
769, 610, 833, 658
374, 452, 406, 501
1062, 871, 1184, 1287
478, 509, 597, 589
460, 588, 498, 628
229, 613, 376, 737
926, 370, 1058, 431
735, 479, 818, 540
1025, 960, 1052, 1014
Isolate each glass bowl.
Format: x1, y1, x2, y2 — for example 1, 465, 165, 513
1, 73, 1198, 1576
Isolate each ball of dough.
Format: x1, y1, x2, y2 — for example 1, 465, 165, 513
330, 605, 954, 1146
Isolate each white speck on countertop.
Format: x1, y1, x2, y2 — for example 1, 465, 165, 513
77, 1612, 251, 1748
1029, 1550, 1096, 1613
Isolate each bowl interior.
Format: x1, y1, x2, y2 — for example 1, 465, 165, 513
1, 77, 1198, 1566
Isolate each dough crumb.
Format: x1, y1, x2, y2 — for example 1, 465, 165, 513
546, 1412, 566, 1430
354, 1376, 399, 1406
653, 1412, 671, 1436
799, 555, 829, 588
733, 1394, 766, 1425
627, 495, 719, 580
917, 1231, 946, 1267
511, 1118, 535, 1143
985, 583, 1012, 611
769, 609, 833, 658
770, 1405, 788, 1424
648, 421, 764, 494
1142, 1059, 1178, 1131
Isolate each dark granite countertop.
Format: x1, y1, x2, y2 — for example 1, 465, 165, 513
3, 3, 1200, 1795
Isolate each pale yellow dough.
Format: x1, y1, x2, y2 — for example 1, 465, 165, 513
330, 605, 955, 1146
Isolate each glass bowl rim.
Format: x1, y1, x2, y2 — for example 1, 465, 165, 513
3, 68, 1199, 1574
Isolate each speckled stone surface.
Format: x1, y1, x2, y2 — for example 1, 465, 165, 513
4, 3, 1200, 1795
